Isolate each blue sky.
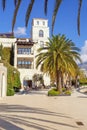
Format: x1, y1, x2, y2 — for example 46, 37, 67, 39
0, 0, 87, 62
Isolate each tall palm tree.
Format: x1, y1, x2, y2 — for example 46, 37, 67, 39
2, 0, 82, 35
36, 34, 81, 92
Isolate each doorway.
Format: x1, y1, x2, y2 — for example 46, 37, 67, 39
23, 80, 32, 88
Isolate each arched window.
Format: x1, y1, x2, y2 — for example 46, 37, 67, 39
39, 30, 44, 37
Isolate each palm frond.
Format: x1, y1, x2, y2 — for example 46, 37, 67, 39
12, 0, 22, 32
2, 0, 6, 11
71, 46, 81, 52
14, 0, 17, 6
52, 0, 62, 33
25, 0, 35, 27
77, 0, 82, 35
44, 0, 48, 15
36, 34, 81, 90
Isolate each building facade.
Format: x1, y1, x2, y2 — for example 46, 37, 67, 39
0, 18, 50, 88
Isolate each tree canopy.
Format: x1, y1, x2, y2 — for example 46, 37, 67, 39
36, 34, 81, 91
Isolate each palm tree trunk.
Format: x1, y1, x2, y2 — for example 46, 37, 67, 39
75, 75, 78, 88
61, 73, 63, 88
56, 69, 62, 92
56, 69, 59, 90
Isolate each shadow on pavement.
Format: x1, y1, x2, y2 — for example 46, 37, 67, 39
77, 96, 87, 98
0, 117, 23, 130
0, 104, 78, 130
0, 104, 71, 118
16, 89, 48, 95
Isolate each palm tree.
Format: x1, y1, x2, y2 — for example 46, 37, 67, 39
2, 0, 82, 35
36, 34, 81, 92
32, 73, 44, 89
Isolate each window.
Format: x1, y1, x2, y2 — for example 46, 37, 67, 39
27, 48, 31, 54
17, 60, 22, 68
17, 59, 32, 69
22, 61, 25, 65
18, 61, 22, 65
18, 48, 22, 54
17, 48, 31, 54
40, 41, 44, 47
22, 48, 25, 54
39, 30, 44, 37
43, 21, 45, 25
17, 48, 24, 54
25, 61, 28, 64
37, 21, 39, 25
24, 48, 28, 54
27, 61, 31, 65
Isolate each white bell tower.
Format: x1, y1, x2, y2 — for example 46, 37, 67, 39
31, 18, 50, 68
31, 18, 49, 48
31, 18, 50, 86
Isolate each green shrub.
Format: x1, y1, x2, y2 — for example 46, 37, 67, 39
1, 60, 21, 96
79, 78, 87, 85
0, 46, 21, 96
7, 82, 15, 96
7, 88, 15, 96
48, 88, 71, 96
62, 87, 66, 92
48, 88, 60, 96
65, 90, 71, 95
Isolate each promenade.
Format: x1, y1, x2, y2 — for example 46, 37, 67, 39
0, 88, 87, 130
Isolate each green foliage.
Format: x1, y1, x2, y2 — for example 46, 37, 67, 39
48, 88, 60, 96
10, 44, 14, 65
33, 74, 38, 82
1, 46, 14, 65
7, 89, 15, 96
48, 88, 71, 96
33, 73, 44, 85
62, 87, 66, 92
36, 34, 81, 92
2, 47, 11, 63
12, 73, 21, 88
7, 68, 21, 89
79, 78, 87, 85
0, 44, 3, 57
7, 82, 15, 96
65, 90, 71, 95
0, 45, 21, 96
50, 83, 56, 88
1, 60, 21, 96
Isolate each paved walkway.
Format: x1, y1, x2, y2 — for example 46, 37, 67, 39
0, 89, 87, 130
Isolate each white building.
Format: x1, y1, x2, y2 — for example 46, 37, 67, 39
0, 18, 50, 88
